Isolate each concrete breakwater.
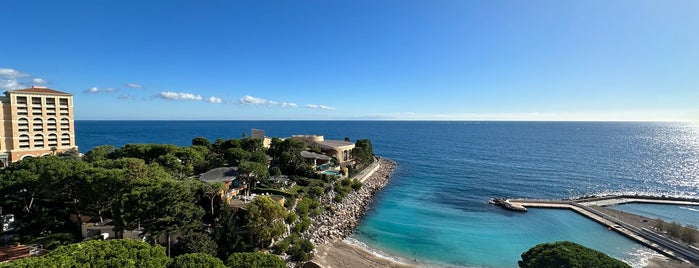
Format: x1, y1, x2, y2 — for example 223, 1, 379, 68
304, 157, 396, 245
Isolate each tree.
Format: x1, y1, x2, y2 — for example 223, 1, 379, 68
83, 145, 116, 162
224, 148, 250, 166
117, 180, 205, 256
3, 239, 170, 268
201, 181, 226, 216
192, 137, 212, 148
238, 161, 269, 196
225, 252, 285, 268
240, 138, 263, 153
173, 232, 218, 257
519, 241, 630, 268
213, 205, 249, 257
246, 196, 288, 249
170, 253, 226, 268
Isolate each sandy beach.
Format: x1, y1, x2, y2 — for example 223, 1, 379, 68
310, 240, 415, 268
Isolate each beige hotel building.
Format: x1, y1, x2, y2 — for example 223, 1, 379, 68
0, 86, 76, 166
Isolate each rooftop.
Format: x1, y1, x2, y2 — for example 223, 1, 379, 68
300, 151, 332, 161
316, 140, 354, 149
7, 86, 72, 96
199, 167, 238, 182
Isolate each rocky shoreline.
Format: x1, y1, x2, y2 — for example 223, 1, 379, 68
304, 157, 396, 245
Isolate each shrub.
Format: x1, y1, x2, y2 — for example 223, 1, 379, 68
226, 252, 285, 268
170, 253, 226, 268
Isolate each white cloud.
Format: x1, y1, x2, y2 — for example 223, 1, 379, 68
238, 95, 300, 108
206, 96, 223, 103
157, 91, 203, 101
85, 87, 118, 93
0, 68, 46, 90
306, 104, 335, 110
125, 83, 143, 88
240, 95, 268, 105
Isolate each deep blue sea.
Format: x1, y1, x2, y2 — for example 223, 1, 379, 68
75, 121, 699, 268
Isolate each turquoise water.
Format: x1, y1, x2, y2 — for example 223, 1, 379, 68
613, 203, 699, 227
355, 208, 649, 267
75, 121, 699, 267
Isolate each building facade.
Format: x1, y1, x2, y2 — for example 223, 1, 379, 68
0, 86, 77, 166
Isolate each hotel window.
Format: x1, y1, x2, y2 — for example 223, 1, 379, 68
31, 97, 42, 106
46, 98, 56, 107
343, 150, 348, 161
59, 98, 69, 115
48, 134, 58, 147
47, 118, 57, 131
33, 118, 43, 131
34, 134, 44, 148
19, 134, 30, 149
18, 118, 29, 132
60, 118, 70, 131
61, 133, 71, 146
16, 96, 27, 106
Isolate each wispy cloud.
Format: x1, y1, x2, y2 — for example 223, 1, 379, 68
32, 78, 46, 84
306, 104, 335, 110
118, 94, 135, 100
157, 91, 203, 101
125, 83, 142, 88
239, 95, 298, 108
0, 68, 46, 90
85, 87, 118, 93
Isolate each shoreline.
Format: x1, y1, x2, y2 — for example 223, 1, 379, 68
304, 157, 412, 268
304, 158, 692, 268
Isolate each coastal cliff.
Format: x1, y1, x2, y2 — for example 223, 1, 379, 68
304, 157, 397, 245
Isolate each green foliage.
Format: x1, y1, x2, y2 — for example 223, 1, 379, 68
173, 232, 218, 257
4, 239, 170, 268
295, 197, 323, 217
269, 166, 282, 176
239, 161, 269, 196
655, 218, 698, 244
519, 241, 630, 268
240, 138, 264, 153
213, 205, 250, 258
309, 186, 324, 198
246, 196, 288, 249
352, 139, 374, 168
224, 148, 250, 166
351, 179, 362, 190
276, 234, 314, 262
191, 137, 212, 148
116, 180, 205, 242
268, 138, 307, 175
170, 253, 225, 268
83, 145, 116, 162
225, 252, 285, 268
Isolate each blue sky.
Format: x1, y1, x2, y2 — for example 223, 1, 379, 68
2, 0, 698, 121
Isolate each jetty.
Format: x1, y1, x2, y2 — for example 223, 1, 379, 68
491, 195, 699, 266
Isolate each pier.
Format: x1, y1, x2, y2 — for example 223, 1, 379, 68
493, 195, 699, 266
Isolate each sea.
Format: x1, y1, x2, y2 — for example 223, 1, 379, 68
75, 121, 699, 268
